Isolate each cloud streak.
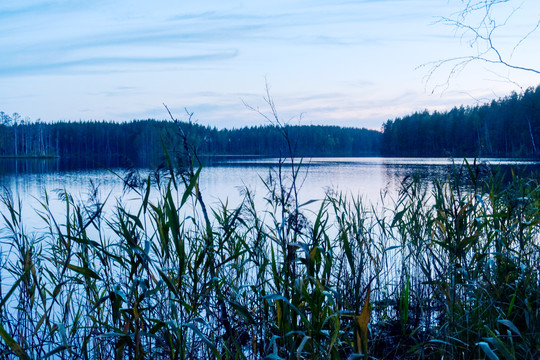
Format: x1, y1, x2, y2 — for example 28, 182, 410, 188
0, 50, 239, 76
0, 0, 448, 80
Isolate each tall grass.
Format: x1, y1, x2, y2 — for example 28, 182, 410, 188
1, 151, 539, 359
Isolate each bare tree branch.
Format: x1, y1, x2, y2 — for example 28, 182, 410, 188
423, 0, 540, 92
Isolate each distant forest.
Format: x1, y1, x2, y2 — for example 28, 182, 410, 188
382, 85, 540, 157
1, 85, 539, 162
0, 118, 381, 165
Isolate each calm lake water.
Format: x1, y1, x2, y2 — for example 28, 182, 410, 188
1, 157, 539, 233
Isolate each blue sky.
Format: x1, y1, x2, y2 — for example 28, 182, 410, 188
1, 0, 539, 129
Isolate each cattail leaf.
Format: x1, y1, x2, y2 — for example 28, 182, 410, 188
228, 300, 256, 324
181, 166, 202, 207
120, 209, 144, 229
392, 209, 406, 227
507, 290, 517, 316
142, 175, 151, 212
67, 235, 101, 248
41, 345, 68, 359
160, 137, 178, 190
57, 323, 70, 352
477, 341, 500, 360
148, 320, 166, 335
296, 335, 310, 356
497, 320, 521, 336
157, 269, 180, 298
184, 322, 221, 359
298, 199, 318, 208
357, 284, 371, 355
399, 276, 410, 332
0, 323, 31, 360
264, 294, 309, 326
0, 269, 29, 310
51, 260, 101, 280
341, 231, 356, 277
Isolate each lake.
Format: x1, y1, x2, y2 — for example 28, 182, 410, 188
1, 155, 539, 359
1, 156, 539, 235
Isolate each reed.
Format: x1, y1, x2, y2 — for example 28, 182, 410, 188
0, 158, 538, 359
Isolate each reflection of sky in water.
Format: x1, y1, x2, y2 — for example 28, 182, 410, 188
0, 170, 127, 234
198, 161, 393, 212
1, 157, 540, 234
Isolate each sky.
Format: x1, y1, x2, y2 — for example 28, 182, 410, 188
1, 0, 540, 130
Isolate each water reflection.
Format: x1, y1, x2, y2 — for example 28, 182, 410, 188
1, 157, 539, 233
0, 156, 152, 176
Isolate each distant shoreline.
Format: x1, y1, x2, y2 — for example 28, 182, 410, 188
0, 155, 59, 159
1, 154, 539, 161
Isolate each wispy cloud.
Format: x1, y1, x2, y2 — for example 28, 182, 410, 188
0, 0, 441, 80
0, 0, 97, 18
0, 50, 239, 76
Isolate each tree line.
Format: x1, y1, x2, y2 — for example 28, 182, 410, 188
0, 117, 381, 165
1, 84, 539, 162
382, 85, 540, 157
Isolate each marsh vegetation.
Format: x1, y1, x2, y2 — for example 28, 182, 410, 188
0, 149, 538, 359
